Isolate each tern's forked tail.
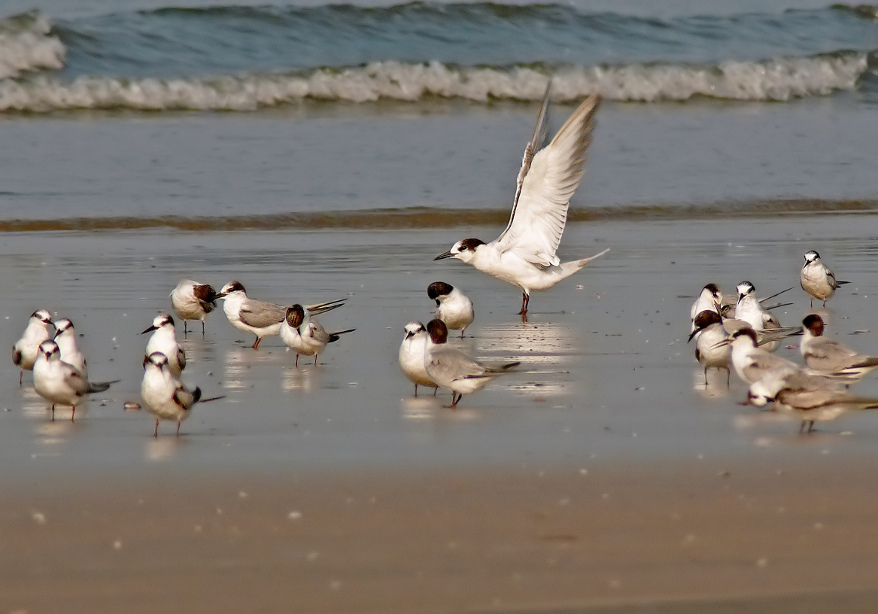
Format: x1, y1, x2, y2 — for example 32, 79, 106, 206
558, 247, 610, 278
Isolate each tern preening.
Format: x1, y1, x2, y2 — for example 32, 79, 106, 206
435, 87, 608, 319
427, 282, 474, 338
170, 279, 218, 335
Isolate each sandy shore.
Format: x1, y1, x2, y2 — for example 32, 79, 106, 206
4, 460, 878, 613
3, 215, 878, 611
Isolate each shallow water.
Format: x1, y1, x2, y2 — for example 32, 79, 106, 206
3, 214, 878, 483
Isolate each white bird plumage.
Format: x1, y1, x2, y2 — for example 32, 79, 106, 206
427, 282, 474, 338
423, 319, 518, 408
33, 340, 112, 422
435, 88, 608, 318
52, 318, 89, 379
800, 250, 849, 307
141, 351, 202, 437
142, 312, 186, 377
217, 280, 346, 349
170, 279, 218, 335
398, 321, 438, 396
12, 309, 54, 385
280, 303, 355, 367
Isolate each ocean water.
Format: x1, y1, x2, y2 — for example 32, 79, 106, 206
0, 0, 876, 220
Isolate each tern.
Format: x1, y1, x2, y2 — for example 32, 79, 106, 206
800, 250, 849, 307
728, 328, 800, 385
142, 313, 186, 377
32, 340, 113, 422
428, 282, 474, 338
423, 319, 519, 408
216, 281, 346, 349
279, 303, 355, 367
398, 321, 438, 396
170, 279, 218, 335
12, 309, 54, 385
800, 314, 878, 383
733, 281, 789, 352
689, 284, 724, 333
435, 88, 608, 319
53, 318, 89, 379
688, 310, 731, 386
747, 368, 878, 433
141, 351, 221, 437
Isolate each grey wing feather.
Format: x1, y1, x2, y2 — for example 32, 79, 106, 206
307, 322, 332, 344
239, 299, 287, 328
505, 80, 552, 233
494, 93, 601, 267
427, 348, 489, 384
804, 339, 858, 372
65, 366, 91, 394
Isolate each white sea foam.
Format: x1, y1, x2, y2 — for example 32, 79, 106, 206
0, 12, 65, 80
0, 54, 867, 113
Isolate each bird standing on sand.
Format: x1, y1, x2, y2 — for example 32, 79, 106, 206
170, 279, 218, 335
800, 250, 849, 307
398, 321, 438, 396
216, 280, 345, 349
434, 88, 608, 319
142, 313, 186, 377
12, 309, 54, 385
423, 319, 519, 408
280, 304, 354, 367
33, 340, 113, 422
428, 282, 474, 338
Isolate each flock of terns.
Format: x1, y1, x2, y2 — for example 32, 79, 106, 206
690, 249, 878, 433
11, 86, 872, 437
11, 86, 610, 435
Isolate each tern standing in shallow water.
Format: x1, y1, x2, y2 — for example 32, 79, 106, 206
434, 88, 608, 319
217, 280, 346, 349
12, 309, 54, 385
170, 279, 217, 335
280, 303, 355, 367
799, 314, 878, 383
141, 352, 206, 437
52, 318, 89, 379
424, 319, 519, 408
33, 340, 113, 422
398, 322, 438, 396
142, 313, 186, 377
800, 250, 849, 307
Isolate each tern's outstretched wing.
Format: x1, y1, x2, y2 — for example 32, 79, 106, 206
239, 299, 286, 329
494, 92, 601, 268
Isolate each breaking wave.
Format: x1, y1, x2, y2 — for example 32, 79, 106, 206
0, 53, 869, 112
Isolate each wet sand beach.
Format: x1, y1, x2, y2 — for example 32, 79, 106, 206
3, 215, 878, 611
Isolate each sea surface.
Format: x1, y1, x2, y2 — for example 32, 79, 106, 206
0, 0, 876, 223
